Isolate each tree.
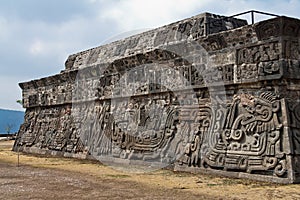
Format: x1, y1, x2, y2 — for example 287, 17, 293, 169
16, 99, 22, 106
5, 124, 14, 134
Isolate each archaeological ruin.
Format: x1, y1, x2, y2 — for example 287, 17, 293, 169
14, 11, 300, 183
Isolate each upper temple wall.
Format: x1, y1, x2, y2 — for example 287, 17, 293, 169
19, 15, 300, 109
64, 12, 247, 71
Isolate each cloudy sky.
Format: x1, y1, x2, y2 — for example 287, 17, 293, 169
1, 0, 299, 111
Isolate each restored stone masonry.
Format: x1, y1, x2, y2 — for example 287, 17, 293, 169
14, 12, 300, 183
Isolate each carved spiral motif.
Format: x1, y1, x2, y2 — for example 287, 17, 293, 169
274, 160, 287, 177
256, 106, 272, 121
223, 129, 244, 141
223, 129, 231, 140
231, 130, 243, 141
263, 157, 277, 168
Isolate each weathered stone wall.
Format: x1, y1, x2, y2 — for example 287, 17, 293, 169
14, 13, 300, 183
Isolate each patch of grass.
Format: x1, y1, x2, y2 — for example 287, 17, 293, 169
222, 178, 244, 185
206, 183, 219, 187
105, 174, 131, 179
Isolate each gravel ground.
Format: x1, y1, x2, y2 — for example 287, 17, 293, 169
0, 162, 213, 200
1, 140, 300, 200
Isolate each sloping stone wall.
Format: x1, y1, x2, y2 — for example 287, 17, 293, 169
14, 13, 300, 183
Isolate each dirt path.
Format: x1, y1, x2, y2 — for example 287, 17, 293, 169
1, 140, 300, 200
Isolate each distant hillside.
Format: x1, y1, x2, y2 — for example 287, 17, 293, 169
0, 109, 24, 134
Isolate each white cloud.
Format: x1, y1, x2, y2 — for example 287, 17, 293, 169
29, 40, 44, 55
97, 0, 300, 32
98, 0, 209, 30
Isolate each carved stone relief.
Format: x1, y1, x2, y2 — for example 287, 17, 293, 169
202, 92, 287, 177
15, 14, 300, 183
236, 42, 282, 82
